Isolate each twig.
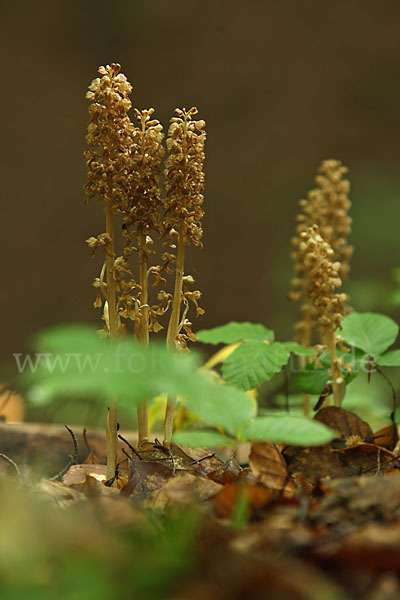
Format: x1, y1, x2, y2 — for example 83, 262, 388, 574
82, 428, 91, 454
118, 434, 143, 460
0, 453, 21, 482
191, 453, 215, 465
375, 364, 398, 449
49, 425, 79, 481
105, 464, 120, 487
152, 439, 177, 474
122, 447, 134, 463
154, 438, 169, 451
375, 364, 397, 416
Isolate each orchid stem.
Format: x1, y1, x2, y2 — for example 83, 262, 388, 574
164, 223, 185, 444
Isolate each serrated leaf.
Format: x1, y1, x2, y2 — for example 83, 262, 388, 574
172, 429, 233, 448
376, 349, 400, 367
293, 352, 359, 395
197, 322, 274, 345
185, 384, 256, 436
279, 342, 317, 356
28, 325, 250, 422
222, 341, 290, 391
341, 312, 399, 355
293, 366, 331, 395
242, 415, 336, 446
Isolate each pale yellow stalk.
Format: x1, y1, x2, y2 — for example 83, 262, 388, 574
105, 195, 119, 479
164, 223, 185, 444
137, 231, 150, 444
323, 328, 345, 407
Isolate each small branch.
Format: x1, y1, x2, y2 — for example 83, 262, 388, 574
191, 453, 215, 466
375, 364, 397, 416
82, 428, 91, 454
105, 464, 120, 487
49, 425, 78, 482
118, 434, 143, 460
0, 453, 21, 482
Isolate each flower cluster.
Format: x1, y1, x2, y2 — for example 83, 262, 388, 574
291, 160, 352, 295
84, 64, 134, 209
118, 109, 166, 335
163, 108, 206, 247
300, 225, 347, 332
84, 64, 206, 444
122, 108, 165, 233
289, 159, 352, 345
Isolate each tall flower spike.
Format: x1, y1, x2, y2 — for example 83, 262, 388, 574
301, 225, 347, 407
120, 108, 165, 445
85, 63, 134, 212
122, 108, 165, 231
120, 108, 166, 338
289, 159, 352, 379
84, 63, 135, 477
291, 159, 352, 305
308, 159, 352, 278
163, 107, 206, 444
163, 107, 206, 250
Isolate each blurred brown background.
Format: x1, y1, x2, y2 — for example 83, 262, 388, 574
2, 0, 400, 378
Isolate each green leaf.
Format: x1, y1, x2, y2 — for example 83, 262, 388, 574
196, 322, 274, 345
185, 384, 256, 436
279, 341, 317, 356
28, 325, 240, 412
222, 341, 290, 390
293, 366, 331, 395
242, 415, 336, 446
172, 429, 233, 448
341, 312, 399, 355
376, 349, 400, 367
292, 348, 360, 395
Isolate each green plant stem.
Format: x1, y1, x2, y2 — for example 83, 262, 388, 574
105, 195, 118, 479
300, 305, 312, 417
323, 327, 345, 408
164, 223, 186, 444
137, 231, 149, 445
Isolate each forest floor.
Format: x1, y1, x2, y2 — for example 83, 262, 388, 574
1, 406, 400, 600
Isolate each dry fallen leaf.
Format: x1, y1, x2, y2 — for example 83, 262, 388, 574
249, 442, 297, 497
143, 472, 222, 511
314, 406, 373, 443
62, 464, 126, 494
213, 482, 279, 519
62, 464, 108, 486
121, 458, 173, 501
373, 424, 399, 451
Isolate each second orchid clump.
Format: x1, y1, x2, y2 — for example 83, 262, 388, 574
289, 160, 352, 413
84, 64, 206, 468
